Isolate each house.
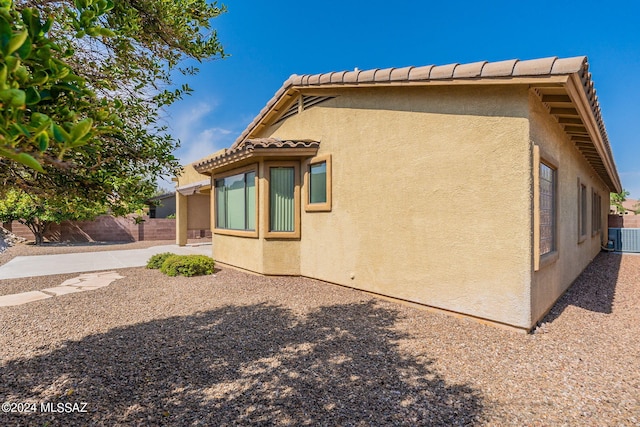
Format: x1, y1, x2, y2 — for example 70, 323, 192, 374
146, 192, 176, 218
174, 155, 220, 242
176, 56, 621, 331
610, 198, 639, 215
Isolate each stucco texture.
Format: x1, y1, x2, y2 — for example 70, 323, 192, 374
256, 85, 534, 328
529, 93, 609, 324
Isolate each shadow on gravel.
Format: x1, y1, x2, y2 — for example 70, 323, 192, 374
541, 252, 622, 325
0, 301, 483, 426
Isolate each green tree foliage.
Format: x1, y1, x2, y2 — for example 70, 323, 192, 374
610, 190, 630, 215
0, 0, 226, 243
0, 187, 106, 244
0, 0, 115, 169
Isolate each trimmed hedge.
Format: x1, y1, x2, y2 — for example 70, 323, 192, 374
160, 254, 215, 277
146, 252, 177, 269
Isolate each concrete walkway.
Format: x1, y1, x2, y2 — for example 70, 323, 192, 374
0, 244, 212, 280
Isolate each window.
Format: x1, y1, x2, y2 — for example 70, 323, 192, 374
214, 168, 256, 234
592, 190, 602, 235
304, 154, 332, 212
309, 162, 327, 204
266, 162, 300, 238
539, 162, 556, 256
578, 181, 587, 241
270, 167, 295, 232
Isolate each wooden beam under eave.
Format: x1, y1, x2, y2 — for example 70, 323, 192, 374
564, 125, 588, 133
558, 117, 584, 125
550, 107, 580, 116
541, 94, 572, 103
575, 145, 596, 151
571, 135, 592, 142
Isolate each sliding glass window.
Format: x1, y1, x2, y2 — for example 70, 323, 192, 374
215, 171, 256, 231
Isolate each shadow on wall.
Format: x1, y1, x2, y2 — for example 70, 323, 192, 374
541, 252, 622, 325
0, 302, 483, 425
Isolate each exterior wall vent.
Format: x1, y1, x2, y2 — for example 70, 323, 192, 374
274, 95, 335, 124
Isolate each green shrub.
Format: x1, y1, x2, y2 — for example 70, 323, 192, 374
160, 255, 215, 277
146, 252, 177, 269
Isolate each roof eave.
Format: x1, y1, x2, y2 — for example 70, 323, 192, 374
232, 75, 572, 150
194, 147, 319, 176
565, 74, 622, 192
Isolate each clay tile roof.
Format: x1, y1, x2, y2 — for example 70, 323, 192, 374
357, 68, 377, 83
243, 138, 319, 150
453, 61, 487, 78
512, 56, 557, 76
343, 70, 360, 84
224, 56, 618, 190
429, 63, 459, 79
318, 73, 333, 84
389, 66, 414, 81
330, 71, 347, 84
194, 138, 320, 173
550, 56, 586, 74
375, 67, 394, 82
480, 59, 518, 77
231, 56, 603, 150
407, 65, 434, 80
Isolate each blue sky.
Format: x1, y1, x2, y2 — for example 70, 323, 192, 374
165, 0, 640, 198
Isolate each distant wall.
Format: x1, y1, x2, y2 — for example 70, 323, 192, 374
154, 195, 177, 218
609, 214, 640, 228
8, 215, 186, 242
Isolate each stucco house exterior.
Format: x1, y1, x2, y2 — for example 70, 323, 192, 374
176, 56, 621, 331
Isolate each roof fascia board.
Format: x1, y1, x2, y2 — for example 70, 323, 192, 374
565, 74, 622, 191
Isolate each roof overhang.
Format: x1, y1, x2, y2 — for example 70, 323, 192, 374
209, 56, 620, 192
176, 179, 210, 196
194, 139, 320, 175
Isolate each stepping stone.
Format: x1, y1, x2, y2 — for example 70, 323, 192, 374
0, 271, 125, 307
0, 291, 52, 307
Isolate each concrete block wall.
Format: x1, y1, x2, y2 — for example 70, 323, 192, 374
6, 215, 198, 243
608, 214, 640, 228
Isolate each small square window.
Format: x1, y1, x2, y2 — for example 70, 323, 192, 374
305, 154, 332, 212
309, 162, 327, 204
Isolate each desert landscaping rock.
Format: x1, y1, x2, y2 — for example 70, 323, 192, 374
0, 247, 638, 426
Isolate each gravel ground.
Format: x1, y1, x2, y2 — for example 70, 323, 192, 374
0, 248, 638, 426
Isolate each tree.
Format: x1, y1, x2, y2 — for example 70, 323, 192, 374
0, 188, 106, 244
0, 0, 226, 243
0, 0, 115, 170
610, 190, 630, 215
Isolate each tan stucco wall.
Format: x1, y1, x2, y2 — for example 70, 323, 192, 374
214, 233, 264, 273
212, 161, 302, 275
186, 194, 211, 230
176, 192, 188, 245
529, 93, 609, 324
258, 85, 534, 328
176, 150, 224, 187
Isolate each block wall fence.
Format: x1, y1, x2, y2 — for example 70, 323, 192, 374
5, 215, 211, 243
608, 214, 640, 229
